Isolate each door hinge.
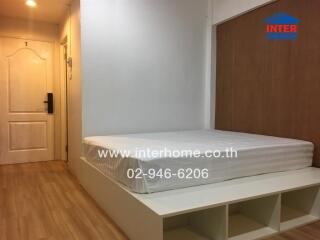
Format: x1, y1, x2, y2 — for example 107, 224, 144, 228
65, 145, 69, 153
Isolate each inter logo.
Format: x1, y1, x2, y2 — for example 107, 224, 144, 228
264, 12, 300, 40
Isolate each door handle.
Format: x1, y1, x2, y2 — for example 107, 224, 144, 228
44, 93, 54, 114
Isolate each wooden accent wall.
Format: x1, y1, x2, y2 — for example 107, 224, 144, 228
215, 0, 320, 166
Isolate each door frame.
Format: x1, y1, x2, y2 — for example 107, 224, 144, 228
60, 36, 69, 161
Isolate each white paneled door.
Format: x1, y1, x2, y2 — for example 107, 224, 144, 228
0, 37, 54, 164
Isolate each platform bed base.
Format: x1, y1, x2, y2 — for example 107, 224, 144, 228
77, 158, 320, 240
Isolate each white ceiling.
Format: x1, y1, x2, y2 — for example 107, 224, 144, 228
0, 0, 72, 24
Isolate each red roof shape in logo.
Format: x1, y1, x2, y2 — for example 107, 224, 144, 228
264, 12, 300, 24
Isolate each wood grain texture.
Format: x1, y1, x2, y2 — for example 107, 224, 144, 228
263, 221, 320, 240
0, 161, 128, 240
215, 0, 320, 166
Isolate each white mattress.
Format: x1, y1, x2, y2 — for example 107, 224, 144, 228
82, 130, 314, 193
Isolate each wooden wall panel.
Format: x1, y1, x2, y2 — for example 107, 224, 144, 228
215, 0, 320, 166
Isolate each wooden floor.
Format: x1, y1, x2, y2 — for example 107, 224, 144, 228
0, 161, 319, 240
0, 161, 128, 240
263, 221, 320, 240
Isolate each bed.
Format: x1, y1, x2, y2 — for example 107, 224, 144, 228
78, 130, 320, 240
82, 130, 313, 193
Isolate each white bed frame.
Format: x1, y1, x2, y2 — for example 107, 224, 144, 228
78, 157, 320, 240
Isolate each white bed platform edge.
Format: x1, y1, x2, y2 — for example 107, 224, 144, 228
78, 157, 320, 240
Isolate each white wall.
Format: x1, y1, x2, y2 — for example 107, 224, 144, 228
80, 0, 210, 136
79, 0, 275, 136
0, 16, 59, 41
212, 0, 275, 24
